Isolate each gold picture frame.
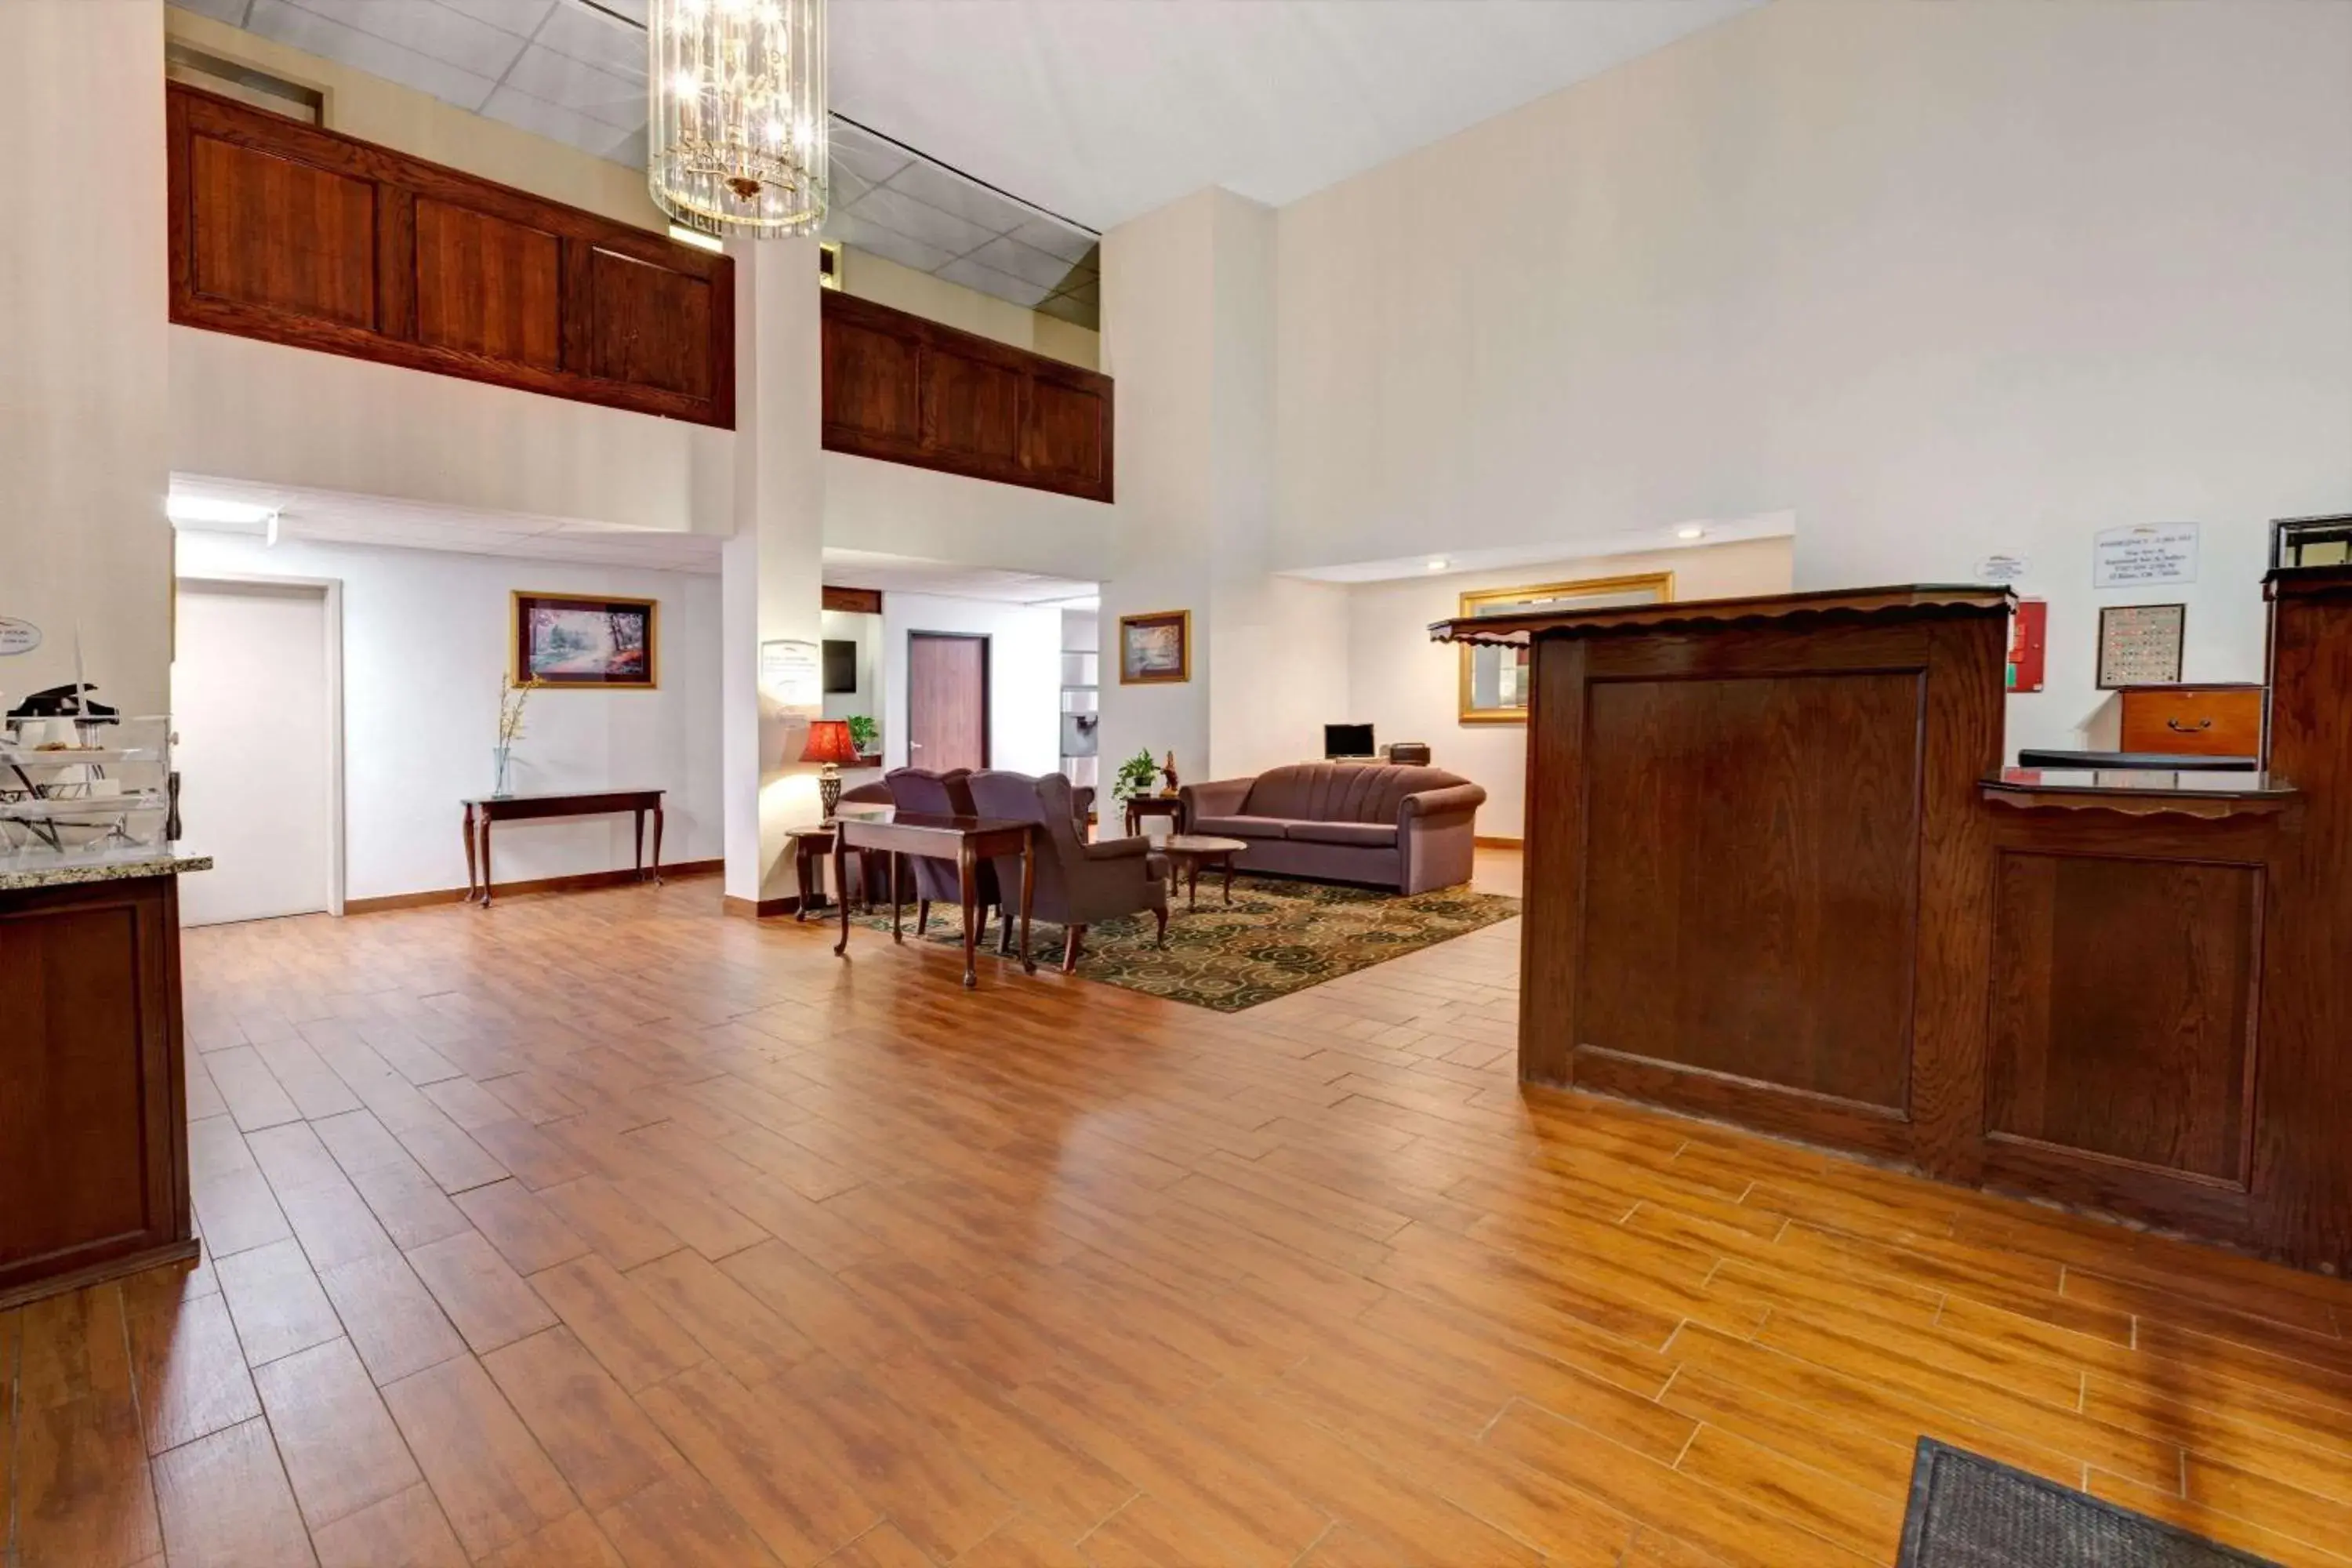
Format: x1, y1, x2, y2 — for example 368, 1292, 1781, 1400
1119, 609, 1192, 684
510, 591, 659, 689
1457, 572, 1672, 723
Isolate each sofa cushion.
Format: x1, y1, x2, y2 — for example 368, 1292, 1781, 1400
1189, 815, 1295, 840
1286, 819, 1399, 848
1243, 763, 1476, 824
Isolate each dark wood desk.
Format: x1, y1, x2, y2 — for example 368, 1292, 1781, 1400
832, 810, 1036, 988
463, 789, 663, 907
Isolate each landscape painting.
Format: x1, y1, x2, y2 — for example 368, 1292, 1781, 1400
513, 593, 658, 689
1119, 609, 1191, 684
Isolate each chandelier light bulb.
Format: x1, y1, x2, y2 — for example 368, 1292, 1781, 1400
648, 0, 828, 239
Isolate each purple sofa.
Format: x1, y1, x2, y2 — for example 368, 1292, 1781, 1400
1179, 763, 1486, 895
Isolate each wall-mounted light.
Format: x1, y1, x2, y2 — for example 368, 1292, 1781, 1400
1426, 557, 1449, 572
1675, 524, 1708, 541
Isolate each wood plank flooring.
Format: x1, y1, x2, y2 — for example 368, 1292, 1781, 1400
7, 854, 2352, 1566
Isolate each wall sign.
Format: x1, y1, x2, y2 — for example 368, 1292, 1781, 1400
2097, 603, 2187, 689
759, 639, 822, 710
0, 617, 40, 656
2094, 523, 2200, 588
1975, 554, 2031, 585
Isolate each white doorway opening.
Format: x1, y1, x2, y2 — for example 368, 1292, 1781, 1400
172, 576, 343, 925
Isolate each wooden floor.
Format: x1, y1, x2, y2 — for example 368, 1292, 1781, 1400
7, 852, 2352, 1568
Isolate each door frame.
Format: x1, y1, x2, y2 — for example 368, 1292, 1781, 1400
173, 574, 347, 916
904, 630, 992, 772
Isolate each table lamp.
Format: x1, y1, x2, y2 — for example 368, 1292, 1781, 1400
800, 719, 859, 817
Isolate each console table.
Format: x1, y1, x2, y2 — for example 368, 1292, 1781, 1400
833, 810, 1036, 988
463, 789, 663, 907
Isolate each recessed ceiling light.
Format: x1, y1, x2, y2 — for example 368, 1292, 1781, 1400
1426, 557, 1449, 572
166, 494, 276, 528
1675, 524, 1708, 541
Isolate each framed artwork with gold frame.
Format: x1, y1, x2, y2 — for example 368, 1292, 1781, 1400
1118, 609, 1192, 684
511, 591, 659, 689
1457, 572, 1672, 723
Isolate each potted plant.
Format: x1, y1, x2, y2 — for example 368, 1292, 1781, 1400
492, 676, 540, 797
1112, 746, 1160, 804
845, 714, 879, 758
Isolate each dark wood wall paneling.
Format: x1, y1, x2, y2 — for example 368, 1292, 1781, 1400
822, 586, 884, 616
821, 290, 1114, 503
168, 84, 735, 428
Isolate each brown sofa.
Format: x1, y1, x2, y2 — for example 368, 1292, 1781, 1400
1180, 764, 1486, 894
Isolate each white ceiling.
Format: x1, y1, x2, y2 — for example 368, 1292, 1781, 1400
176, 0, 1760, 234
820, 550, 1098, 607
1282, 510, 1798, 583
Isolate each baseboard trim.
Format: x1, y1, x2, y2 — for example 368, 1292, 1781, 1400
1474, 835, 1525, 849
345, 859, 722, 915
723, 893, 801, 920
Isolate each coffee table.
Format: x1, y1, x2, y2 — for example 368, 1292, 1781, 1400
1162, 833, 1248, 912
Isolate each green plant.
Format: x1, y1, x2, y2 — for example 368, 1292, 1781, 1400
496, 676, 541, 746
1112, 747, 1160, 803
845, 714, 878, 753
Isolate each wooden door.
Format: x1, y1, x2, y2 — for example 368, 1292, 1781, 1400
907, 633, 989, 775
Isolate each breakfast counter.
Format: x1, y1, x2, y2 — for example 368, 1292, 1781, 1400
0, 844, 209, 1307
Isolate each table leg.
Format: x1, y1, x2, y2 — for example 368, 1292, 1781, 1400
1019, 829, 1036, 975
650, 805, 664, 886
1187, 856, 1200, 912
889, 852, 903, 942
633, 808, 645, 882
833, 834, 851, 956
796, 839, 813, 924
958, 842, 980, 989
1222, 853, 1235, 905
463, 804, 479, 903
478, 815, 495, 908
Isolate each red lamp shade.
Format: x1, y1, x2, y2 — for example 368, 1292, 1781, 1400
799, 719, 859, 766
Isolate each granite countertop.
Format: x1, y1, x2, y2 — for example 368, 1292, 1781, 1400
0, 844, 213, 891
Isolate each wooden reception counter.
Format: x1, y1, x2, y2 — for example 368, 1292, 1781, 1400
1436, 572, 2352, 1274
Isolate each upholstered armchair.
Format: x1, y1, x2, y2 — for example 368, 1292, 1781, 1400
967, 770, 1169, 972
884, 768, 1002, 939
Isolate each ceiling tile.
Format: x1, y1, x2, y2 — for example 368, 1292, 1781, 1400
279, 0, 530, 77
828, 124, 912, 189
172, 0, 251, 24
1035, 289, 1096, 329
848, 184, 998, 259
502, 43, 643, 129
1004, 215, 1098, 266
481, 82, 633, 158
248, 0, 501, 110
964, 234, 1085, 292
880, 159, 1028, 235
532, 0, 647, 80
935, 256, 1054, 309
822, 212, 957, 274
428, 0, 555, 36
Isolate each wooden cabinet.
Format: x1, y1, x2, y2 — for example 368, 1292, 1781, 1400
168, 85, 735, 428
2117, 684, 2264, 757
822, 291, 1113, 503
0, 875, 197, 1308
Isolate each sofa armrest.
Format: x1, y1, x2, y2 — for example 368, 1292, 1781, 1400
1180, 777, 1254, 821
1082, 835, 1152, 862
1399, 782, 1487, 823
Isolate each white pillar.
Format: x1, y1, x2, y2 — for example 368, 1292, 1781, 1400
721, 236, 826, 908
0, 0, 171, 715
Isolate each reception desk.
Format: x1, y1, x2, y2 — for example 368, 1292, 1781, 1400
1436, 572, 2352, 1274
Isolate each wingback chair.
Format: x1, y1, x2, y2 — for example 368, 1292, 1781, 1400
967, 770, 1169, 972
884, 767, 1002, 940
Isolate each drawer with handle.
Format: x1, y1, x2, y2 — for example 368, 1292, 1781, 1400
2117, 685, 2264, 758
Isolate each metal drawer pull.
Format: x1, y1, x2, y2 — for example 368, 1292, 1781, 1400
2167, 717, 2215, 732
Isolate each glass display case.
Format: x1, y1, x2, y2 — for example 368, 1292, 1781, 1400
0, 713, 174, 855
2273, 513, 2352, 572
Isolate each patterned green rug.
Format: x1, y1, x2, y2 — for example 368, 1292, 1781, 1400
852, 875, 1519, 1011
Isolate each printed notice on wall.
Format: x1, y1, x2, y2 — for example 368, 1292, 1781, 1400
759, 639, 822, 710
0, 617, 41, 656
2093, 524, 2200, 589
1975, 554, 2031, 585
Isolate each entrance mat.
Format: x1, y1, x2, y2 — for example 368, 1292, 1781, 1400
1899, 1439, 2281, 1567
853, 874, 1518, 1011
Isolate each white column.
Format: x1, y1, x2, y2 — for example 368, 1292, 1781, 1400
720, 236, 826, 907
0, 0, 171, 715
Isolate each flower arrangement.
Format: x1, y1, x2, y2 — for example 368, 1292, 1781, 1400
498, 675, 541, 746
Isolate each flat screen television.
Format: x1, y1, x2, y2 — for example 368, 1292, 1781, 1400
822, 639, 858, 695
1324, 722, 1375, 759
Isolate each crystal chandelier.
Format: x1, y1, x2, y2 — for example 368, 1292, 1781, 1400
648, 0, 828, 238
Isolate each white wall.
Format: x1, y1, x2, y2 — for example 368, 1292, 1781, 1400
172, 532, 721, 902
1276, 0, 2352, 755
2, 0, 172, 714
1345, 538, 1795, 838
878, 593, 1063, 776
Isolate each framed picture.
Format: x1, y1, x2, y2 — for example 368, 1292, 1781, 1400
511, 592, 658, 689
1119, 609, 1192, 684
2096, 602, 2186, 689
1458, 573, 1672, 723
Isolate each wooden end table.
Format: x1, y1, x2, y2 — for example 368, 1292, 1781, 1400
832, 811, 1037, 989
1123, 794, 1185, 838
1162, 834, 1247, 912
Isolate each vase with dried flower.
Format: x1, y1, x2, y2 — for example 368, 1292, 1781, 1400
493, 676, 539, 797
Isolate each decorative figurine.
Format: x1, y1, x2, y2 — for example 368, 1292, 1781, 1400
1160, 750, 1181, 797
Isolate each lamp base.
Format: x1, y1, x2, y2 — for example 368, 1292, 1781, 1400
819, 766, 843, 819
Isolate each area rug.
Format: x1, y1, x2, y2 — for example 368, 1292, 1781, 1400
1897, 1439, 2279, 1567
851, 875, 1519, 1011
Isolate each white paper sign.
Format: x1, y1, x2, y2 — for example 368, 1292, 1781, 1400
2094, 524, 2200, 589
759, 638, 822, 709
0, 617, 41, 656
1974, 554, 2031, 584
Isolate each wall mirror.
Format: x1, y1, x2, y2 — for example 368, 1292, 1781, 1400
1458, 573, 1672, 723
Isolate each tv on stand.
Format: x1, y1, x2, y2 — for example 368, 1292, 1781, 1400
1324, 723, 1375, 760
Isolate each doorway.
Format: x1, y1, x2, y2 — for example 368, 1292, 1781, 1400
906, 632, 989, 774
172, 577, 341, 925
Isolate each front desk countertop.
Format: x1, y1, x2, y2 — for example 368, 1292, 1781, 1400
1981, 768, 2296, 818
0, 844, 212, 892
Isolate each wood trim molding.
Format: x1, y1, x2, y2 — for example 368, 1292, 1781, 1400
345, 859, 720, 914
1473, 835, 1525, 849
723, 893, 802, 920
822, 586, 884, 615
167, 84, 734, 429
